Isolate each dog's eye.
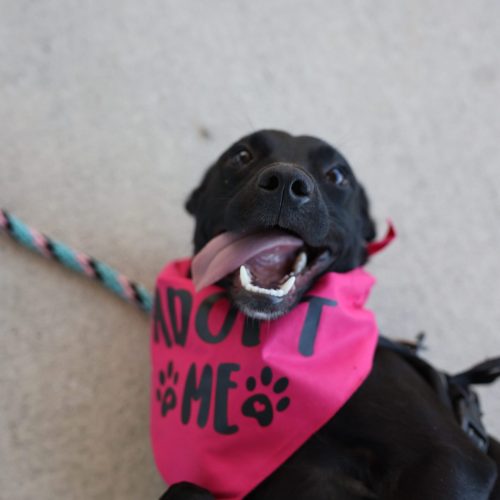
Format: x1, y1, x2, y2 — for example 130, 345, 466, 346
233, 148, 253, 166
327, 167, 349, 187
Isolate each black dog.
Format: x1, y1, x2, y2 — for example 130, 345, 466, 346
161, 130, 500, 499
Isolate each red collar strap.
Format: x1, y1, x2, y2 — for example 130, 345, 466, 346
367, 220, 396, 257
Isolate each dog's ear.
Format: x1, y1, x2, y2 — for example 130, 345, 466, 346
185, 168, 212, 216
185, 184, 203, 215
358, 184, 376, 243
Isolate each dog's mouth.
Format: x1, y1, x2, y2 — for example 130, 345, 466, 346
192, 229, 334, 319
236, 239, 330, 298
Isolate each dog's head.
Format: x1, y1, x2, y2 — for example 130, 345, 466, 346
186, 130, 376, 319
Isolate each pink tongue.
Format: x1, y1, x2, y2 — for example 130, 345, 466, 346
191, 231, 303, 291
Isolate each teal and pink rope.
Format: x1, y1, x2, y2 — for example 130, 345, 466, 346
0, 209, 153, 313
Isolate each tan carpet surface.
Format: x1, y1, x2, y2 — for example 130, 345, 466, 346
1, 1, 499, 498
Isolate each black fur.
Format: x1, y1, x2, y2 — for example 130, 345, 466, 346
162, 130, 499, 499
186, 130, 375, 319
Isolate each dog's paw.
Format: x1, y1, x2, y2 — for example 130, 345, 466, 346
241, 366, 290, 426
156, 361, 180, 417
159, 482, 214, 500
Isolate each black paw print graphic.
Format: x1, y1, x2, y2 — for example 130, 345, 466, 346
241, 366, 290, 427
156, 361, 179, 417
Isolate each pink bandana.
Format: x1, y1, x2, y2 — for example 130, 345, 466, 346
150, 259, 381, 499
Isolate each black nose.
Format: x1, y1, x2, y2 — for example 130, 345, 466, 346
257, 165, 314, 205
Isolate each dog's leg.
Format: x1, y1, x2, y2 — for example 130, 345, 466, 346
159, 482, 214, 500
488, 437, 500, 499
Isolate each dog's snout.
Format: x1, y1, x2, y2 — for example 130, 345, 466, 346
257, 165, 314, 205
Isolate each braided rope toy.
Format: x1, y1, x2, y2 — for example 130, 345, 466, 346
0, 209, 153, 313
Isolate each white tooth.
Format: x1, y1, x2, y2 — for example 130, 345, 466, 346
280, 275, 296, 294
293, 252, 307, 274
239, 265, 252, 287
239, 265, 296, 298
245, 282, 285, 297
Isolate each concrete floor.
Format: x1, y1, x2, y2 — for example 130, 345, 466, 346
1, 1, 499, 498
